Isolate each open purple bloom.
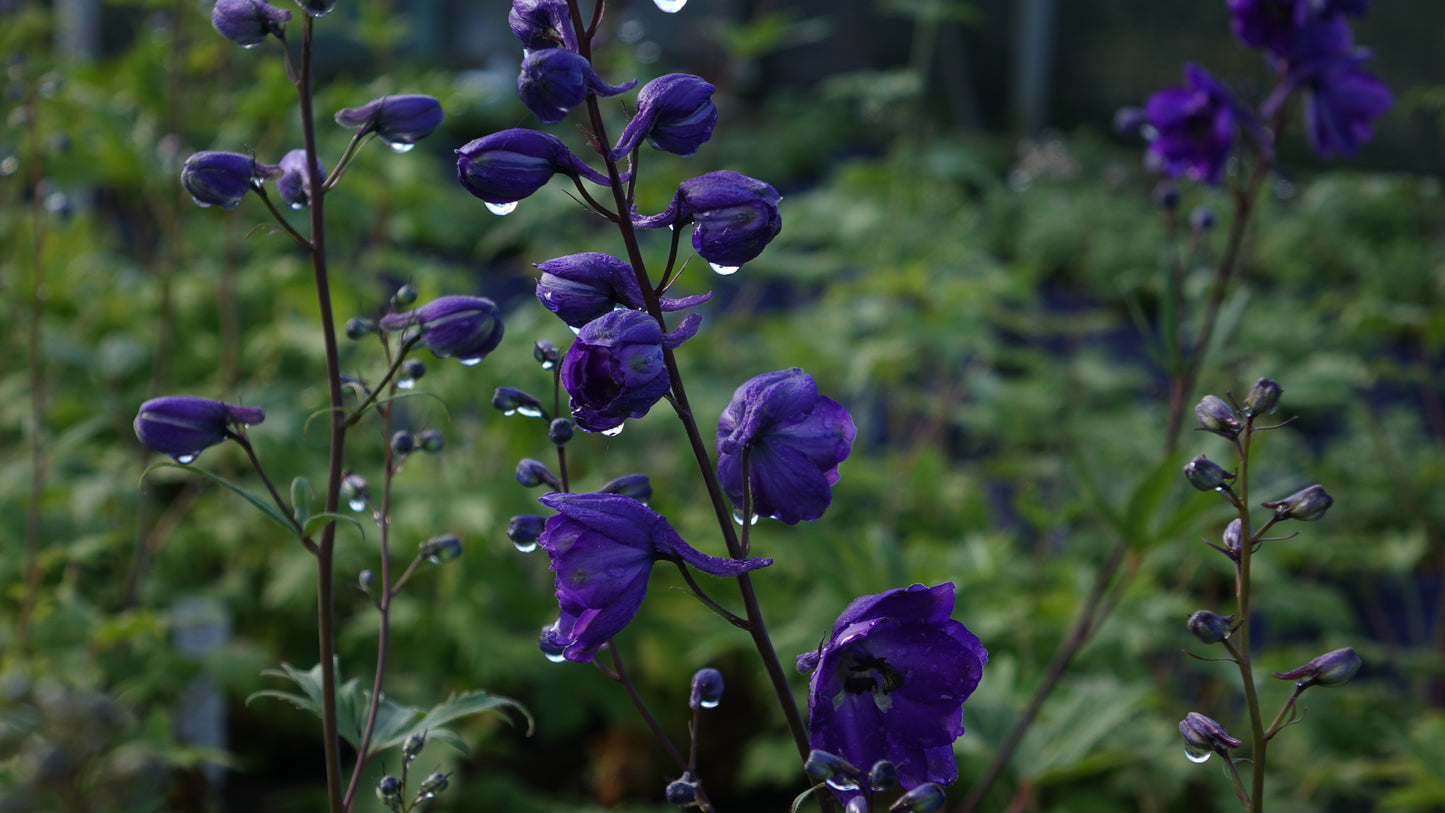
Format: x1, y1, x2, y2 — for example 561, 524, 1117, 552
334, 95, 444, 147
716, 369, 855, 525
277, 148, 325, 209
634, 171, 782, 268
211, 0, 292, 47
456, 129, 610, 206
797, 584, 987, 802
534, 252, 711, 330
1299, 55, 1392, 157
610, 74, 718, 159
517, 49, 636, 125
508, 0, 576, 51
1143, 65, 1240, 186
560, 309, 700, 433
536, 492, 771, 662
134, 396, 265, 463
380, 295, 504, 364
1227, 0, 1311, 55
181, 151, 281, 209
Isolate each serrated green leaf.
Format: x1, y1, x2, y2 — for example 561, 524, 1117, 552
141, 460, 296, 536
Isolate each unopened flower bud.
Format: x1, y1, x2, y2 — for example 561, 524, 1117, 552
340, 472, 370, 506
1187, 610, 1233, 644
417, 429, 444, 453
493, 387, 545, 418
517, 49, 636, 124
804, 749, 859, 783
611, 73, 718, 159
391, 431, 415, 455
1189, 205, 1216, 232
1242, 378, 1282, 417
507, 515, 547, 548
889, 783, 948, 812
515, 458, 561, 489
419, 534, 463, 563
1153, 181, 1181, 210
133, 396, 265, 463
277, 148, 324, 209
402, 732, 426, 761
418, 770, 450, 797
359, 570, 375, 590
335, 95, 444, 147
182, 151, 280, 209
1195, 394, 1241, 439
1183, 455, 1235, 491
867, 760, 898, 791
1260, 484, 1332, 522
346, 317, 376, 340
509, 0, 575, 50
1179, 712, 1243, 760
664, 774, 698, 806
402, 359, 426, 382
457, 129, 608, 207
375, 775, 402, 802
534, 339, 560, 367
1222, 517, 1243, 554
689, 668, 724, 709
599, 473, 652, 503
380, 296, 504, 364
1273, 647, 1360, 689
393, 284, 418, 307
548, 418, 574, 446
293, 0, 335, 17
211, 0, 292, 48
1112, 106, 1145, 136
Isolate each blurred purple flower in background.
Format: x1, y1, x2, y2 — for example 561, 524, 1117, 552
211, 0, 292, 47
1142, 64, 1241, 185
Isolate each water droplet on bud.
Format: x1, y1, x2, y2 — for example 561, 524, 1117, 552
602, 424, 625, 437
458, 357, 483, 366
513, 539, 538, 553
654, 0, 686, 12
348, 497, 367, 512
544, 651, 566, 664
709, 262, 740, 276
1184, 746, 1212, 764
174, 453, 198, 465
386, 140, 416, 154
486, 200, 519, 216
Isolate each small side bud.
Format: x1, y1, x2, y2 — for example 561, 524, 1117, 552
402, 732, 426, 762
393, 283, 418, 307
1242, 378, 1282, 417
1187, 610, 1233, 644
867, 760, 899, 792
689, 668, 724, 709
1189, 205, 1216, 232
346, 317, 377, 340
419, 534, 463, 563
375, 775, 402, 803
1222, 518, 1243, 555
804, 750, 859, 783
664, 774, 698, 806
889, 783, 948, 812
507, 515, 547, 550
359, 570, 375, 591
1273, 647, 1360, 689
548, 418, 574, 446
599, 473, 652, 503
1183, 455, 1235, 491
417, 429, 444, 453
402, 359, 427, 383
493, 387, 545, 418
1153, 181, 1181, 211
391, 431, 416, 455
1260, 484, 1332, 522
1195, 394, 1241, 439
515, 458, 562, 489
1179, 712, 1243, 761
417, 770, 450, 797
534, 339, 560, 368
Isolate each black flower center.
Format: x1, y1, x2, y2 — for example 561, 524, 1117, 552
842, 654, 905, 696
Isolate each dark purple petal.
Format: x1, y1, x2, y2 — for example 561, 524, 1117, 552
182, 151, 279, 209
335, 95, 444, 145
456, 128, 610, 205
610, 73, 718, 159
211, 0, 291, 47
1302, 59, 1391, 157
381, 295, 504, 363
508, 0, 576, 50
518, 49, 636, 125
1142, 64, 1240, 186
561, 310, 672, 432
535, 252, 645, 329
134, 396, 265, 461
277, 149, 325, 209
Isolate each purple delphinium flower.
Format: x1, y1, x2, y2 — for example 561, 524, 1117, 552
534, 252, 712, 330
380, 295, 504, 364
634, 170, 782, 269
610, 74, 718, 159
508, 0, 576, 51
1297, 55, 1392, 157
560, 309, 700, 433
536, 492, 771, 662
1227, 0, 1311, 55
716, 369, 855, 525
276, 148, 325, 209
1143, 64, 1241, 186
334, 95, 445, 148
797, 584, 987, 802
517, 49, 636, 125
456, 129, 611, 206
181, 151, 281, 209
211, 0, 292, 47
134, 396, 265, 462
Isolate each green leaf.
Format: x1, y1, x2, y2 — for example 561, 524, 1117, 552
141, 460, 296, 536
1121, 453, 1188, 547
302, 511, 367, 542
291, 476, 311, 528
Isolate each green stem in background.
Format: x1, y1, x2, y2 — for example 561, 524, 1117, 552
1232, 417, 1267, 813
295, 15, 348, 813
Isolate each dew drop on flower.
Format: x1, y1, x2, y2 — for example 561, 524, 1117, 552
1184, 746, 1212, 764
503, 408, 518, 416
289, 201, 304, 210
173, 453, 198, 465
385, 140, 416, 154
699, 698, 719, 709
544, 650, 567, 664
825, 777, 860, 793
602, 424, 625, 437
486, 200, 519, 216
653, 0, 686, 12
240, 41, 263, 50
458, 357, 483, 367
397, 377, 416, 390
513, 539, 538, 553
541, 359, 555, 370
709, 262, 740, 276
348, 497, 368, 512
516, 405, 543, 418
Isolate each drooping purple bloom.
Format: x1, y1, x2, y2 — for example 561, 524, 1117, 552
1227, 0, 1311, 55
211, 0, 292, 47
560, 309, 699, 433
181, 151, 281, 209
277, 148, 325, 209
1143, 64, 1241, 186
1299, 56, 1392, 157
610, 74, 718, 159
455, 129, 611, 206
134, 396, 266, 462
380, 295, 504, 364
716, 369, 855, 525
634, 170, 782, 268
517, 49, 636, 125
334, 95, 445, 147
797, 584, 987, 801
508, 0, 576, 51
536, 492, 771, 662
534, 252, 712, 330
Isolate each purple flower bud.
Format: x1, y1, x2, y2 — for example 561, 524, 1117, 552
1222, 517, 1244, 554
1189, 205, 1216, 232
1195, 394, 1241, 439
380, 295, 504, 364
133, 396, 265, 462
507, 514, 547, 549
804, 750, 861, 783
868, 760, 899, 792
211, 0, 292, 47
1143, 64, 1242, 186
548, 418, 574, 446
1187, 610, 1233, 644
419, 534, 463, 563
456, 128, 609, 206
277, 149, 325, 209
1183, 455, 1235, 492
517, 49, 636, 125
508, 0, 576, 51
391, 430, 415, 455
534, 339, 560, 368
635, 171, 782, 269
599, 473, 652, 503
375, 775, 401, 802
493, 387, 545, 418
515, 458, 561, 489
181, 151, 280, 209
1242, 377, 1282, 417
417, 771, 450, 796
689, 668, 724, 709
561, 309, 699, 433
717, 369, 855, 525
664, 776, 698, 805
1179, 712, 1243, 760
1272, 646, 1361, 688
1260, 484, 1333, 521
610, 74, 718, 159
335, 95, 444, 148
1112, 106, 1145, 137
535, 252, 713, 330
345, 317, 376, 339
890, 783, 948, 813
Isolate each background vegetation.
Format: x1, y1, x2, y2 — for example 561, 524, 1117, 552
3, 1, 1443, 811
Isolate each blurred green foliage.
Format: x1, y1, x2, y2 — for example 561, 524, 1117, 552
4, 1, 1445, 811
